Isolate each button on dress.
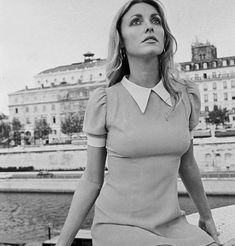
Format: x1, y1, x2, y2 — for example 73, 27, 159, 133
83, 77, 215, 246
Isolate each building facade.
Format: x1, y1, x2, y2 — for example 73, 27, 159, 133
35, 52, 106, 87
180, 41, 235, 128
8, 42, 235, 144
8, 53, 107, 143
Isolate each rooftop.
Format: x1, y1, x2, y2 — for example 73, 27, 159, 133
37, 58, 106, 76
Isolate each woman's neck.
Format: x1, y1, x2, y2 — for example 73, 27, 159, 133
127, 56, 161, 88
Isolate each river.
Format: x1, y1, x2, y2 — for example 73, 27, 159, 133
0, 193, 234, 244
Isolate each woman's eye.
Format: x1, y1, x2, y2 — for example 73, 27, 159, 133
152, 17, 161, 25
130, 18, 142, 26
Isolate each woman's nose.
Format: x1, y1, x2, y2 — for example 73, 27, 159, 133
144, 20, 154, 33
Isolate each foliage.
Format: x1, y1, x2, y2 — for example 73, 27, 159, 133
11, 118, 23, 145
61, 114, 83, 136
0, 121, 11, 143
34, 119, 52, 139
205, 106, 229, 128
0, 113, 8, 121
12, 117, 22, 132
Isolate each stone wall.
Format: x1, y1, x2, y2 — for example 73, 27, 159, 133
0, 145, 87, 170
1, 138, 235, 171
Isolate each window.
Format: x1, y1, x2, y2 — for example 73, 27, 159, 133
233, 116, 235, 121
231, 80, 235, 88
15, 108, 18, 114
203, 84, 208, 91
53, 130, 57, 135
203, 73, 207, 79
25, 107, 29, 113
213, 82, 217, 90
34, 106, 38, 112
43, 105, 46, 111
232, 92, 235, 100
222, 60, 227, 66
205, 106, 209, 112
90, 74, 93, 81
212, 72, 216, 78
99, 73, 103, 76
52, 116, 56, 124
213, 93, 217, 102
26, 118, 30, 124
224, 92, 228, 101
195, 64, 199, 70
212, 61, 217, 68
54, 78, 57, 82
71, 76, 74, 80
51, 104, 55, 110
223, 81, 227, 89
229, 59, 234, 65
186, 65, 190, 71
204, 94, 208, 103
203, 63, 208, 69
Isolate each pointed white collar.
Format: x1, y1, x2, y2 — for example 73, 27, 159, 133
121, 76, 172, 113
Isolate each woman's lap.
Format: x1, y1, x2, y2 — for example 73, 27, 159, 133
91, 223, 215, 246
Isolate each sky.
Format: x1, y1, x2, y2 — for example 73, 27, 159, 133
0, 0, 235, 115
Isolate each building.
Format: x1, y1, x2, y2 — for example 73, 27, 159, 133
180, 41, 235, 129
8, 41, 235, 143
8, 53, 107, 143
35, 52, 106, 87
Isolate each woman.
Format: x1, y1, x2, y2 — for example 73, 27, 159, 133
56, 0, 220, 245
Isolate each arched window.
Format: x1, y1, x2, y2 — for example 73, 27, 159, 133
186, 65, 190, 71
195, 64, 199, 70
229, 59, 234, 66
222, 60, 227, 66
212, 61, 217, 68
203, 62, 208, 69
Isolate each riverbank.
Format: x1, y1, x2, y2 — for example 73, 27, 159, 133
1, 177, 235, 195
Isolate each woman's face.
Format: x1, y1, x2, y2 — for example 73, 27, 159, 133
120, 2, 165, 59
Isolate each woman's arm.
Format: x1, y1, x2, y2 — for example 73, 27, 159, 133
56, 145, 107, 246
179, 139, 219, 244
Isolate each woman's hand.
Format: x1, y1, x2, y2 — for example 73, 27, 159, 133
198, 217, 220, 245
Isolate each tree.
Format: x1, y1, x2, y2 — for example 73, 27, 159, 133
0, 121, 11, 143
12, 117, 22, 132
0, 114, 11, 145
11, 118, 23, 145
34, 119, 52, 140
0, 113, 8, 121
205, 106, 229, 128
61, 114, 83, 137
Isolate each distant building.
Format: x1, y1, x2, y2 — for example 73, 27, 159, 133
180, 40, 235, 128
8, 53, 107, 143
35, 52, 106, 87
8, 42, 235, 143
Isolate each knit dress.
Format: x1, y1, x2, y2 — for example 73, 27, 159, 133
82, 77, 215, 246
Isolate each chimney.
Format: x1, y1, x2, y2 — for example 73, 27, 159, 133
83, 51, 94, 62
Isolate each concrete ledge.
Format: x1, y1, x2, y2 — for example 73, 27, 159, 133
187, 205, 235, 244
1, 178, 235, 195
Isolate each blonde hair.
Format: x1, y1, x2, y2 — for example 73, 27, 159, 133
106, 0, 181, 103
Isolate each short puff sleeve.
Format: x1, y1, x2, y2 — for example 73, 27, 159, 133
186, 82, 201, 132
83, 87, 107, 146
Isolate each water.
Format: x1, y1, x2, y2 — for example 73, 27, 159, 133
0, 193, 234, 244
